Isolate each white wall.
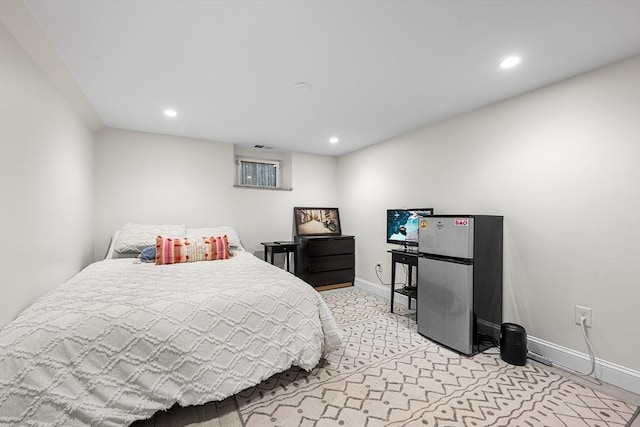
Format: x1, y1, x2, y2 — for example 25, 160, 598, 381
3, 4, 637, 387
337, 56, 640, 373
0, 23, 94, 327
94, 128, 338, 259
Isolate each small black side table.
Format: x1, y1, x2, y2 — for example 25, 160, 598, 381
389, 250, 419, 313
261, 241, 300, 273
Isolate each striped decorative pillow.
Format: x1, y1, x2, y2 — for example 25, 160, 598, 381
204, 235, 231, 260
155, 236, 207, 265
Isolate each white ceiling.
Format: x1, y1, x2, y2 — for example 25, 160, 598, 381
23, 0, 640, 156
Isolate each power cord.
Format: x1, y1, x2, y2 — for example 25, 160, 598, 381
551, 315, 599, 384
578, 315, 597, 377
374, 265, 390, 286
401, 264, 409, 286
482, 319, 598, 384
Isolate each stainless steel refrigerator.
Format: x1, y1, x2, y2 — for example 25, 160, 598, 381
417, 215, 503, 355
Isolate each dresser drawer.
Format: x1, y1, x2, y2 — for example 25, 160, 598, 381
308, 238, 354, 257
308, 254, 355, 273
295, 235, 355, 288
308, 269, 355, 287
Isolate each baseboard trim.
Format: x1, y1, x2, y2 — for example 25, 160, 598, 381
354, 276, 640, 395
354, 277, 413, 309
527, 336, 640, 395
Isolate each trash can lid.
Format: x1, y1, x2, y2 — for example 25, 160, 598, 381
502, 323, 526, 333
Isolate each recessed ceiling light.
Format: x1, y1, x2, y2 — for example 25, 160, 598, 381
499, 56, 521, 69
164, 109, 178, 117
329, 137, 339, 144
294, 82, 312, 92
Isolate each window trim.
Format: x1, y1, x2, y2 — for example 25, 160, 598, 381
235, 156, 281, 189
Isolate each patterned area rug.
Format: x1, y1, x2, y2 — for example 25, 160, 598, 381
235, 288, 638, 426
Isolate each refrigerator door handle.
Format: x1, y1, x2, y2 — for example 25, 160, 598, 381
419, 253, 473, 265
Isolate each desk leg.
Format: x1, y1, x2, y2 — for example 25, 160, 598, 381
407, 265, 413, 310
390, 260, 396, 313
285, 251, 290, 272
293, 250, 298, 275
264, 248, 268, 262
270, 250, 275, 266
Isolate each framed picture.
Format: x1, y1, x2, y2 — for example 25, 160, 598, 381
294, 207, 341, 236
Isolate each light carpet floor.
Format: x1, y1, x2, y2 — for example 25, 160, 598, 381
137, 288, 639, 427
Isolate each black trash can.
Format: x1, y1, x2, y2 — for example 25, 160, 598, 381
500, 323, 527, 366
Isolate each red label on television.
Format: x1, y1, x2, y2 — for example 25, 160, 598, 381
454, 218, 469, 226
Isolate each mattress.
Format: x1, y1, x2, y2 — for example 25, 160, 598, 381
0, 251, 342, 426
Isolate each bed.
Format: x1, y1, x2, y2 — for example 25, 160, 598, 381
0, 224, 342, 426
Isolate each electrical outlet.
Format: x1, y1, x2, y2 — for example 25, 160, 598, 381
375, 262, 382, 273
575, 305, 592, 327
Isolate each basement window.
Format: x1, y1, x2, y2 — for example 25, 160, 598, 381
236, 157, 281, 189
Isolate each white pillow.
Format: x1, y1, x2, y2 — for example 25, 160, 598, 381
104, 231, 119, 259
104, 231, 141, 259
114, 222, 186, 254
186, 226, 244, 251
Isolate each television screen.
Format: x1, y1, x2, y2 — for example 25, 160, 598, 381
386, 208, 434, 246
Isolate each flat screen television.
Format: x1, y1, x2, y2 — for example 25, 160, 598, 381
386, 208, 434, 247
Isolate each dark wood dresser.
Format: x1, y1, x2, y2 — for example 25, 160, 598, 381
294, 235, 355, 288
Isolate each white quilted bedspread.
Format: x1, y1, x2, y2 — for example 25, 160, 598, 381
0, 252, 342, 426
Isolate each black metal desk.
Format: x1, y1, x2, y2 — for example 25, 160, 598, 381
262, 241, 300, 273
389, 250, 419, 313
